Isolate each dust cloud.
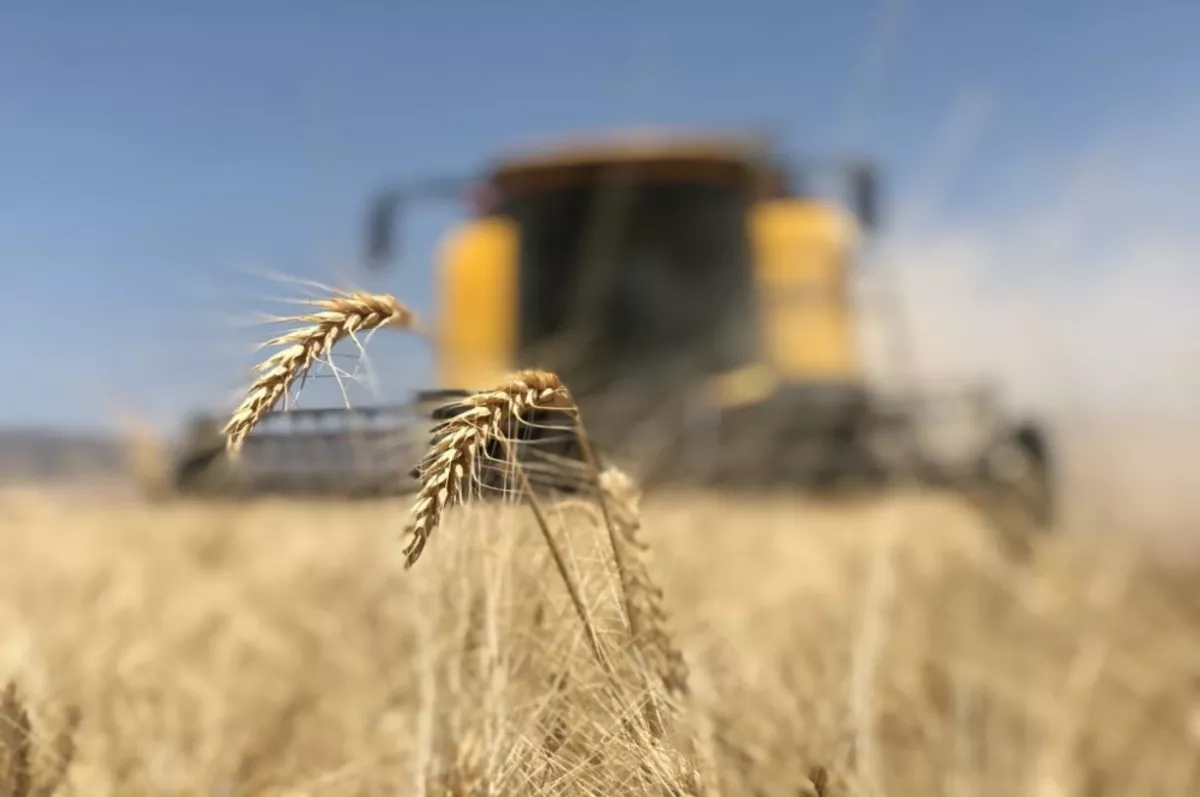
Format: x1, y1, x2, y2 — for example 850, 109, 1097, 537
856, 108, 1200, 553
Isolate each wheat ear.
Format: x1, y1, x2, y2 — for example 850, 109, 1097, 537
402, 369, 574, 568
597, 466, 691, 702
224, 291, 417, 453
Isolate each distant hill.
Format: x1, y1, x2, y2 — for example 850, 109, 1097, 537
0, 428, 126, 483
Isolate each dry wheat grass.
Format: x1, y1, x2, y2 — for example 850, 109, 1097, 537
397, 371, 676, 728
597, 467, 691, 703
219, 290, 687, 676
4, 487, 1200, 794
224, 292, 708, 789
394, 367, 708, 793
187, 289, 1200, 794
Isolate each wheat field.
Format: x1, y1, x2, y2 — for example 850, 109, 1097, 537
3, 298, 1198, 795
2, 479, 1199, 796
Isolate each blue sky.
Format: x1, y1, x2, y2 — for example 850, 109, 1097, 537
2, 1, 1198, 433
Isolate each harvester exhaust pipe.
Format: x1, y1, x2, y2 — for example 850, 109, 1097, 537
365, 191, 402, 268
847, 161, 880, 232
783, 156, 881, 233
364, 177, 471, 272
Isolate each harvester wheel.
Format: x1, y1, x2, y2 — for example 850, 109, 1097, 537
974, 423, 1056, 557
819, 420, 895, 495
170, 418, 236, 496
991, 425, 1053, 525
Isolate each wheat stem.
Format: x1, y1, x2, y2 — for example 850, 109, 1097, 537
504, 437, 615, 678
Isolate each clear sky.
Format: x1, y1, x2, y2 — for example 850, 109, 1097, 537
2, 0, 1198, 433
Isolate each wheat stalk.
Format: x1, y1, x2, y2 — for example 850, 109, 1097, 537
403, 368, 692, 703
402, 369, 574, 569
0, 682, 32, 797
402, 370, 623, 682
33, 707, 78, 797
564, 464, 694, 747
0, 683, 77, 797
224, 291, 417, 453
598, 466, 691, 703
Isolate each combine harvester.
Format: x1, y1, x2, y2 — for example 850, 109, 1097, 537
167, 129, 1055, 536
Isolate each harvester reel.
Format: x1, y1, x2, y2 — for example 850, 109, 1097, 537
169, 403, 434, 498
966, 421, 1056, 556
413, 385, 902, 501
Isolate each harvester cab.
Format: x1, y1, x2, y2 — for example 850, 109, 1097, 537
169, 128, 1054, 541
370, 135, 877, 396
369, 134, 885, 483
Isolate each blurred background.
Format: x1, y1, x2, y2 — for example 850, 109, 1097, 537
1, 0, 1197, 540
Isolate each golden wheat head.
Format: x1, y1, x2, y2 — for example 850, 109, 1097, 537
224, 291, 417, 453
402, 369, 575, 569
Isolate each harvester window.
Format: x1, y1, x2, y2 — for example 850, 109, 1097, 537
502, 176, 762, 394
